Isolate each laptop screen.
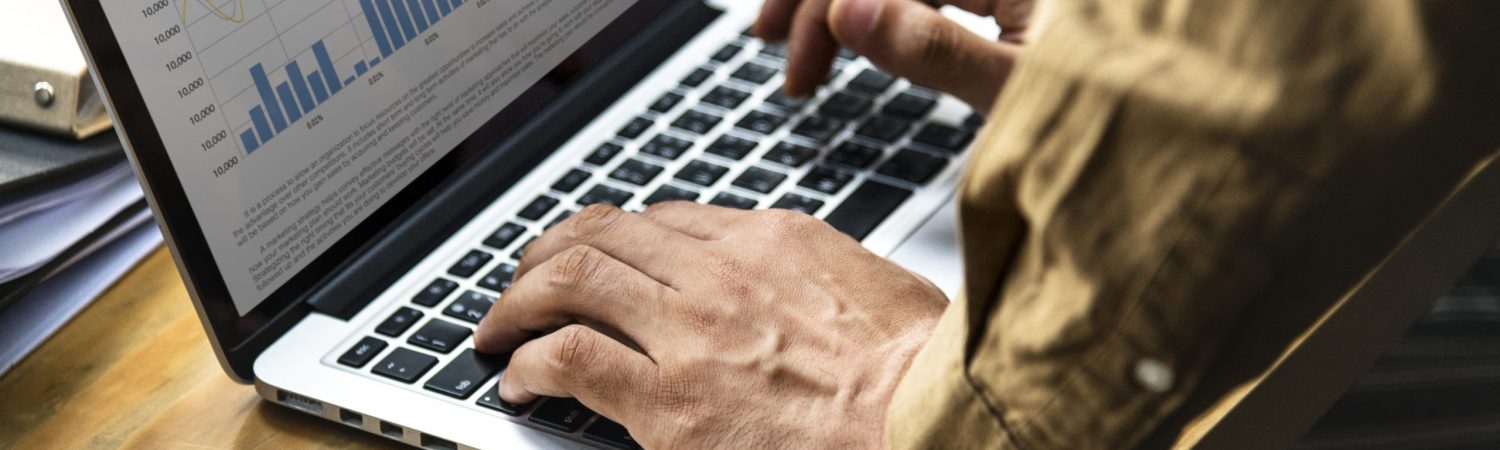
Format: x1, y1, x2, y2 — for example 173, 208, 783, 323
96, 0, 642, 314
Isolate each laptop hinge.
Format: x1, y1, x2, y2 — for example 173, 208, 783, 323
304, 0, 722, 319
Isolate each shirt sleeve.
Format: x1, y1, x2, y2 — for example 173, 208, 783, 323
886, 1, 1500, 448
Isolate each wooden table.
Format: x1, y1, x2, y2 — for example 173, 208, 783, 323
0, 249, 403, 449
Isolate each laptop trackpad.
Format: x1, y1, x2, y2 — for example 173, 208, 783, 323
889, 197, 965, 300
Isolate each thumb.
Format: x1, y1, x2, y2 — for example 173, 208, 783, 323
829, 0, 1019, 109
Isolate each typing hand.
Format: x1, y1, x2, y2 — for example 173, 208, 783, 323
474, 203, 947, 449
758, 0, 1037, 109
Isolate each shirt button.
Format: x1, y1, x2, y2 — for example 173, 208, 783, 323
1134, 358, 1175, 393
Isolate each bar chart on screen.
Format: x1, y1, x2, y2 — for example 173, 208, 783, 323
108, 0, 635, 308
167, 0, 465, 156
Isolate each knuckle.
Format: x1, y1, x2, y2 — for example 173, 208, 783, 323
567, 203, 626, 239
917, 21, 965, 67
544, 325, 597, 371
758, 208, 817, 236
548, 245, 606, 290
642, 200, 689, 218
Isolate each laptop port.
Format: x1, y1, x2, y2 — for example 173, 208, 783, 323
379, 421, 404, 439
339, 408, 363, 427
276, 390, 324, 414
420, 433, 458, 450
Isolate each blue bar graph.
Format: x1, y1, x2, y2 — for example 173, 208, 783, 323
420, 0, 441, 29
276, 83, 302, 123
308, 73, 330, 104
250, 106, 273, 140
238, 0, 461, 154
249, 65, 287, 132
312, 42, 343, 95
285, 61, 317, 114
389, 0, 418, 41
359, 0, 393, 57
374, 0, 406, 50
241, 130, 260, 153
406, 0, 431, 32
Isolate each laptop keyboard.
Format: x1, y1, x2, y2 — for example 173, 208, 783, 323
333, 29, 980, 449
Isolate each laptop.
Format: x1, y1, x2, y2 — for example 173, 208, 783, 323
60, 0, 983, 447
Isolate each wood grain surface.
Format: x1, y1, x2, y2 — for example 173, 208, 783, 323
0, 249, 403, 449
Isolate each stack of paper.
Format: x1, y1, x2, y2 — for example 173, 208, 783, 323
0, 129, 163, 377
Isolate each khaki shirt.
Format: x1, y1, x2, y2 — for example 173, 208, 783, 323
887, 1, 1500, 448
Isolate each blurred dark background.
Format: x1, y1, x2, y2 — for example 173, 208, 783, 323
1298, 246, 1500, 449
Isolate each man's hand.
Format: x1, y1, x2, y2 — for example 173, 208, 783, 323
474, 203, 948, 449
759, 0, 1035, 109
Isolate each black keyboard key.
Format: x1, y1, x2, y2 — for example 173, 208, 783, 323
530, 398, 597, 432
338, 336, 388, 368
424, 349, 504, 399
478, 263, 516, 293
706, 135, 758, 160
765, 89, 807, 110
820, 92, 874, 119
962, 113, 986, 132
709, 192, 758, 209
547, 209, 576, 230
732, 166, 788, 194
763, 142, 818, 168
672, 110, 723, 135
791, 116, 846, 143
618, 117, 653, 140
772, 193, 825, 215
701, 86, 751, 110
478, 384, 535, 415
376, 307, 424, 337
413, 279, 459, 307
372, 348, 438, 384
552, 169, 591, 193
856, 116, 912, 143
878, 149, 948, 184
448, 250, 493, 278
736, 110, 788, 135
681, 68, 713, 88
610, 159, 665, 186
827, 141, 882, 169
760, 43, 788, 59
518, 196, 559, 221
511, 236, 535, 260
408, 319, 472, 354
578, 185, 634, 207
847, 69, 896, 94
731, 62, 778, 84
911, 123, 975, 152
676, 160, 729, 187
799, 166, 856, 195
824, 179, 913, 241
711, 43, 742, 63
883, 92, 937, 119
836, 48, 859, 62
585, 143, 624, 166
644, 185, 701, 205
444, 290, 495, 324
483, 222, 527, 250
650, 92, 684, 114
641, 134, 693, 160
584, 418, 642, 450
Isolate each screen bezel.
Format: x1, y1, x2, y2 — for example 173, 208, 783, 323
59, 0, 703, 379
